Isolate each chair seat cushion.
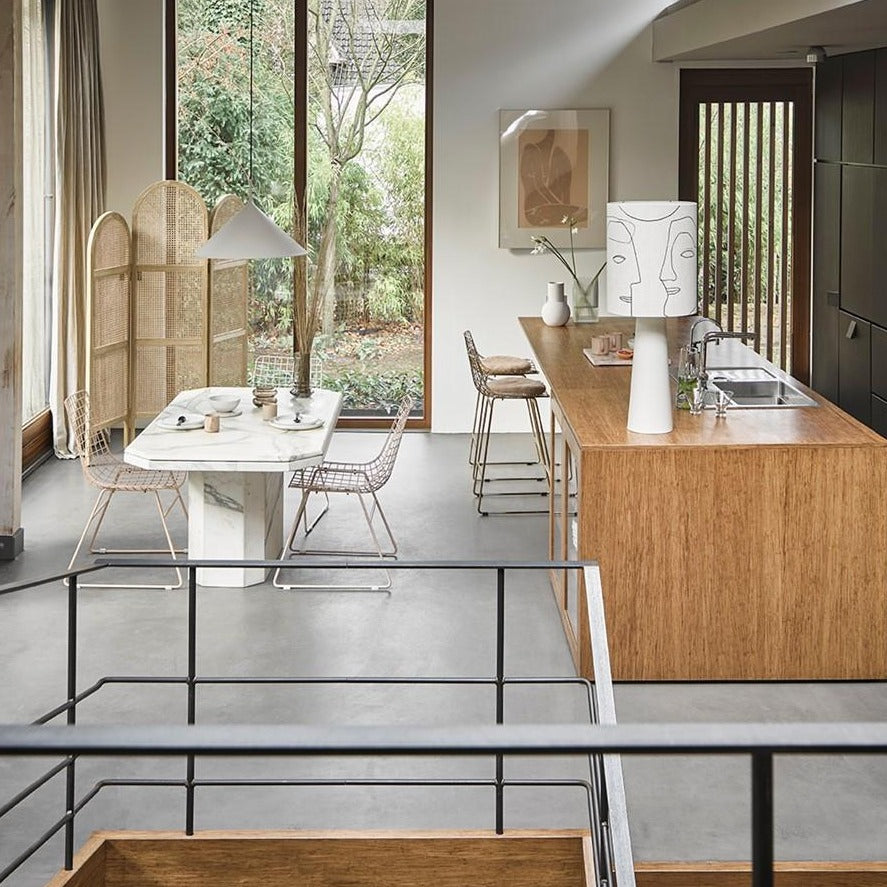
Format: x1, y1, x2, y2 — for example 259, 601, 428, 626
479, 354, 534, 375
487, 376, 546, 398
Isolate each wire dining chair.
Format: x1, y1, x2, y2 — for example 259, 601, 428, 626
252, 352, 323, 389
273, 396, 413, 592
63, 390, 187, 590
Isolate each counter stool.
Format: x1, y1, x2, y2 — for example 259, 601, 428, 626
467, 344, 539, 469
464, 331, 550, 516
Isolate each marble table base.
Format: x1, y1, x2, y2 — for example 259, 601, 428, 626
187, 471, 283, 587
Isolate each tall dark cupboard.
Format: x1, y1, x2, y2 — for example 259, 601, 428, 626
813, 48, 887, 435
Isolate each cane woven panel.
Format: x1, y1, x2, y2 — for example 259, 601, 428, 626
208, 194, 248, 386
131, 181, 209, 421
86, 212, 131, 434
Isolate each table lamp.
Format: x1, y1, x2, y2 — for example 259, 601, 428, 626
606, 201, 698, 434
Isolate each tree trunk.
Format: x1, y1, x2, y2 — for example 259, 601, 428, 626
317, 169, 341, 335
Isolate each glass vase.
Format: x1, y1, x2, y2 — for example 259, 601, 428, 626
572, 276, 599, 324
291, 350, 313, 399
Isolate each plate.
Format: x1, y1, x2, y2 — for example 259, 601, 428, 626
204, 407, 242, 418
158, 415, 204, 430
271, 414, 323, 431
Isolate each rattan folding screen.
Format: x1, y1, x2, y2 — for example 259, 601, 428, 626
131, 181, 210, 428
86, 182, 249, 438
208, 195, 249, 387
86, 212, 132, 439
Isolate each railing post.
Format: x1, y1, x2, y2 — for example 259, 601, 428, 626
64, 575, 77, 870
185, 566, 197, 836
495, 567, 505, 835
751, 752, 774, 887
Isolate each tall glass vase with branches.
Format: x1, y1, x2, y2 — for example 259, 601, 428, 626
292, 194, 319, 397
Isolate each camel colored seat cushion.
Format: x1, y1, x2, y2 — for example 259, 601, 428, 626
479, 355, 535, 375
487, 376, 546, 398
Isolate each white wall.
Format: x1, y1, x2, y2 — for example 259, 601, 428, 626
97, 0, 164, 213
432, 0, 678, 431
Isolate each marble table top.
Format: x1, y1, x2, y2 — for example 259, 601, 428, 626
124, 387, 343, 472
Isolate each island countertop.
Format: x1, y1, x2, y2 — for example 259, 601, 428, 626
520, 316, 885, 450
519, 315, 887, 681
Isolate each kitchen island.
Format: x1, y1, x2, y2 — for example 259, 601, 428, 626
521, 316, 887, 680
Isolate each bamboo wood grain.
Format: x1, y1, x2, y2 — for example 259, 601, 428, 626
93, 831, 588, 887
636, 861, 887, 886
521, 317, 887, 680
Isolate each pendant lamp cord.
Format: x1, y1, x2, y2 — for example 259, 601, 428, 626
249, 0, 254, 197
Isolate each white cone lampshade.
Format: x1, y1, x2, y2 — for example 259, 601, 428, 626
606, 201, 698, 434
195, 197, 306, 259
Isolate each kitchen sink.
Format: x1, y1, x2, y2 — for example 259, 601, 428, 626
708, 377, 818, 408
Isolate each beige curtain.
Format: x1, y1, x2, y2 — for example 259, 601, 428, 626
49, 0, 105, 456
21, 0, 47, 424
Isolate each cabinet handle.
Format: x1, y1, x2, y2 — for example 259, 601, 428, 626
846, 319, 858, 339
827, 290, 840, 307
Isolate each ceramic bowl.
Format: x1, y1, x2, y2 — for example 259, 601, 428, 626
208, 394, 240, 414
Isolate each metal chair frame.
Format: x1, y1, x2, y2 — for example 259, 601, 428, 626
273, 396, 413, 591
63, 391, 187, 590
464, 332, 551, 516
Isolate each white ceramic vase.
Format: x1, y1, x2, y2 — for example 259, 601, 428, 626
541, 282, 570, 326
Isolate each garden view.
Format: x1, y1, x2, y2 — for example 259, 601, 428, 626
177, 0, 427, 416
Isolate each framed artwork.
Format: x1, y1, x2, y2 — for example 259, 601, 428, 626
499, 108, 609, 249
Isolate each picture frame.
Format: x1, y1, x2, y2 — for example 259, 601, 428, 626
499, 108, 609, 249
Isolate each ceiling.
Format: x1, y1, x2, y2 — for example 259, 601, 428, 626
654, 0, 887, 61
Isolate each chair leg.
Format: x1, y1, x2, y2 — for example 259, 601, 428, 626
469, 389, 482, 466
66, 489, 184, 590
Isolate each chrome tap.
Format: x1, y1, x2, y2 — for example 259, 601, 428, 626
699, 330, 758, 388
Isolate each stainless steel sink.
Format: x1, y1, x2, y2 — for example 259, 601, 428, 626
708, 377, 818, 408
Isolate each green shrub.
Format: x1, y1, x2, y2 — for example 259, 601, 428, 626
327, 368, 423, 413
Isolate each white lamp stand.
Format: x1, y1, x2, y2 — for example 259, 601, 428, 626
627, 316, 673, 434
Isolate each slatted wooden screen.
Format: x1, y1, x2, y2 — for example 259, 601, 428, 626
679, 70, 812, 382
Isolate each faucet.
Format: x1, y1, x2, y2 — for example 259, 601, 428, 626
699, 330, 758, 389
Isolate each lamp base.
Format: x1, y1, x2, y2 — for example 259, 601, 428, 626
627, 316, 673, 434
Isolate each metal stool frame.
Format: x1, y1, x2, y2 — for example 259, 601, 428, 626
273, 396, 413, 591
464, 333, 551, 516
63, 391, 187, 590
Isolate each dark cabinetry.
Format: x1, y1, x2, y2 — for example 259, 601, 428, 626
812, 47, 887, 435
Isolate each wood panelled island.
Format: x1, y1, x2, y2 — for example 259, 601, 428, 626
521, 316, 887, 681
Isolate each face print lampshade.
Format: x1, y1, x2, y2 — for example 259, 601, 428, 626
607, 201, 698, 433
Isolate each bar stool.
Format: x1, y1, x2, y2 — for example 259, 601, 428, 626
467, 343, 539, 468
464, 331, 550, 516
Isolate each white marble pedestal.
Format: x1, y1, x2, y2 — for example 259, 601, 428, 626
187, 471, 283, 587
124, 387, 343, 589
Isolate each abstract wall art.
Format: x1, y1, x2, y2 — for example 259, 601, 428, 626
499, 109, 609, 249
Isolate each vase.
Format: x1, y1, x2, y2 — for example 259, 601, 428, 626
572, 276, 599, 324
541, 282, 571, 326
290, 350, 313, 399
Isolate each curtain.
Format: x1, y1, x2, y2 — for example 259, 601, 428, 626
49, 0, 105, 456
21, 0, 47, 424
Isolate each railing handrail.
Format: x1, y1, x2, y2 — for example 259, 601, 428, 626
2, 721, 887, 756
0, 559, 594, 597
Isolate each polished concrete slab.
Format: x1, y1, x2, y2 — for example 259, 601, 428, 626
1, 432, 885, 886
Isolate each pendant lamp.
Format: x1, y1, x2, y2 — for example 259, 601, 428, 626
196, 5, 305, 260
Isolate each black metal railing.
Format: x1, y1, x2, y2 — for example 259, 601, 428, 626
0, 560, 629, 886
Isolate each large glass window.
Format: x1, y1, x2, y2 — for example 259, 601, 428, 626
175, 0, 428, 422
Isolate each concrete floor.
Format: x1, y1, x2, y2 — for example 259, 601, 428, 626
1, 431, 886, 885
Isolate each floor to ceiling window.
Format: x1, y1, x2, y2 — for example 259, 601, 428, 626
172, 0, 430, 425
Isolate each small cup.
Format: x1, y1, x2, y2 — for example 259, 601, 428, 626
608, 331, 623, 351
204, 414, 220, 433
689, 384, 706, 416
262, 402, 278, 421
591, 335, 610, 356
715, 388, 733, 418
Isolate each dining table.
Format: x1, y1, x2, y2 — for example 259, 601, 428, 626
124, 386, 343, 587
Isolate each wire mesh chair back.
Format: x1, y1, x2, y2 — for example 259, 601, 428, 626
463, 330, 495, 397
253, 353, 323, 389
366, 395, 413, 489
64, 390, 116, 479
